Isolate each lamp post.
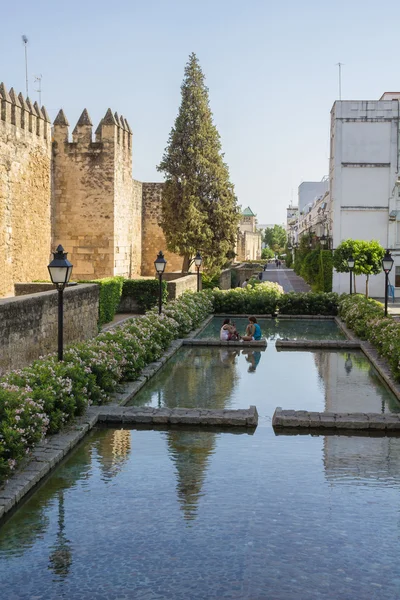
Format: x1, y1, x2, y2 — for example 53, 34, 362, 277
347, 256, 355, 295
194, 251, 202, 292
382, 249, 394, 317
48, 245, 73, 361
154, 250, 167, 314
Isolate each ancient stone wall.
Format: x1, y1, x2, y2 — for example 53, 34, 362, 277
0, 283, 99, 374
166, 274, 198, 299
141, 182, 183, 275
0, 83, 52, 297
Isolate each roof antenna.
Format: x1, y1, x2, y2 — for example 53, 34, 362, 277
22, 35, 29, 97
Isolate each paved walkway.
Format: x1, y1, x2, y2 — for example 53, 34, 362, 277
261, 267, 311, 293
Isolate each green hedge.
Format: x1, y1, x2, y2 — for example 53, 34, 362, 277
316, 250, 333, 292
82, 277, 124, 326
277, 292, 339, 315
202, 272, 221, 290
211, 282, 284, 314
122, 279, 168, 312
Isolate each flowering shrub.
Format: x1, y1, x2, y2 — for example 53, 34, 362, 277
277, 292, 340, 315
211, 282, 284, 314
339, 294, 400, 381
0, 291, 213, 482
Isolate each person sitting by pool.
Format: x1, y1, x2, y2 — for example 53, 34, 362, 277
220, 318, 240, 341
241, 316, 262, 341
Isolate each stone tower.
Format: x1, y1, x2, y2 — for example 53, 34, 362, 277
52, 107, 143, 279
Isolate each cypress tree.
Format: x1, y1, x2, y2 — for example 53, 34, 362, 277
157, 53, 239, 273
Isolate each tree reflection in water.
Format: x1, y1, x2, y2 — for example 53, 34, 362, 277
163, 348, 241, 520
48, 491, 72, 579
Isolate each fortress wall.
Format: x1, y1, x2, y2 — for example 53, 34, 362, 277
0, 83, 52, 296
141, 182, 183, 275
52, 109, 117, 279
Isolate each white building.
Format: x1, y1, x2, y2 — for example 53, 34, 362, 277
331, 93, 400, 296
298, 179, 329, 213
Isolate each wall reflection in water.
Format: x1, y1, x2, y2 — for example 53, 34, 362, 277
323, 434, 400, 487
313, 350, 400, 413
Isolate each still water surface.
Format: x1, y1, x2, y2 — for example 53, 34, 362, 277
1, 321, 400, 599
128, 346, 400, 414
1, 425, 400, 599
197, 317, 346, 340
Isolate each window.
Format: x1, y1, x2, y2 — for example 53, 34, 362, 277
397, 222, 400, 245
395, 266, 400, 288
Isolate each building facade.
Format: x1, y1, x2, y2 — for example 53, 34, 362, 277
236, 207, 262, 261
330, 93, 400, 296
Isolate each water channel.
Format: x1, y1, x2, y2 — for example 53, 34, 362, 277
1, 319, 400, 599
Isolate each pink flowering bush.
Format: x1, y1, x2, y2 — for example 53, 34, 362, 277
0, 291, 213, 482
0, 385, 49, 480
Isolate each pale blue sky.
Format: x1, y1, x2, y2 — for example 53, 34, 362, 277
1, 0, 399, 224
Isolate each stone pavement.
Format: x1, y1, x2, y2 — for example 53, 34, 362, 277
261, 267, 311, 293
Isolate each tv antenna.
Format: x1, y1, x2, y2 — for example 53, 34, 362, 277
34, 74, 42, 106
22, 35, 29, 97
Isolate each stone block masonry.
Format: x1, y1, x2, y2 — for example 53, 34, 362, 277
141, 182, 184, 275
0, 83, 52, 297
52, 108, 141, 280
0, 78, 190, 296
272, 408, 400, 431
0, 283, 99, 374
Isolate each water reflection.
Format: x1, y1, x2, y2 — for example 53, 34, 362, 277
242, 349, 262, 372
94, 429, 132, 482
132, 347, 240, 410
48, 491, 72, 579
166, 430, 216, 521
313, 350, 399, 413
323, 435, 400, 487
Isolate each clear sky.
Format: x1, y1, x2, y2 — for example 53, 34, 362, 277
1, 0, 399, 224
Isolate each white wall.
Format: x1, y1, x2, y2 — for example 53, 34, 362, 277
331, 97, 400, 296
298, 181, 328, 213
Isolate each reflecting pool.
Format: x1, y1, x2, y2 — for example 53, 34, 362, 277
127, 347, 400, 414
197, 317, 346, 341
1, 425, 400, 599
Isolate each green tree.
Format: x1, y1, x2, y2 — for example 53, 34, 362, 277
157, 53, 240, 273
333, 239, 384, 298
263, 225, 287, 252
261, 248, 274, 260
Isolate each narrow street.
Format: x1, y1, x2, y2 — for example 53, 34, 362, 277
261, 266, 311, 293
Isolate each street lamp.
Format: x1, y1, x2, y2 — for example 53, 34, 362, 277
320, 234, 327, 247
194, 251, 202, 292
154, 250, 167, 315
347, 256, 355, 295
48, 245, 73, 361
382, 249, 394, 317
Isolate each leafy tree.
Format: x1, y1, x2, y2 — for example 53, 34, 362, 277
264, 225, 287, 251
333, 239, 384, 297
157, 53, 240, 273
261, 248, 274, 260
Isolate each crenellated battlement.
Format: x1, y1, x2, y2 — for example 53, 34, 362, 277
52, 106, 132, 157
0, 82, 51, 143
